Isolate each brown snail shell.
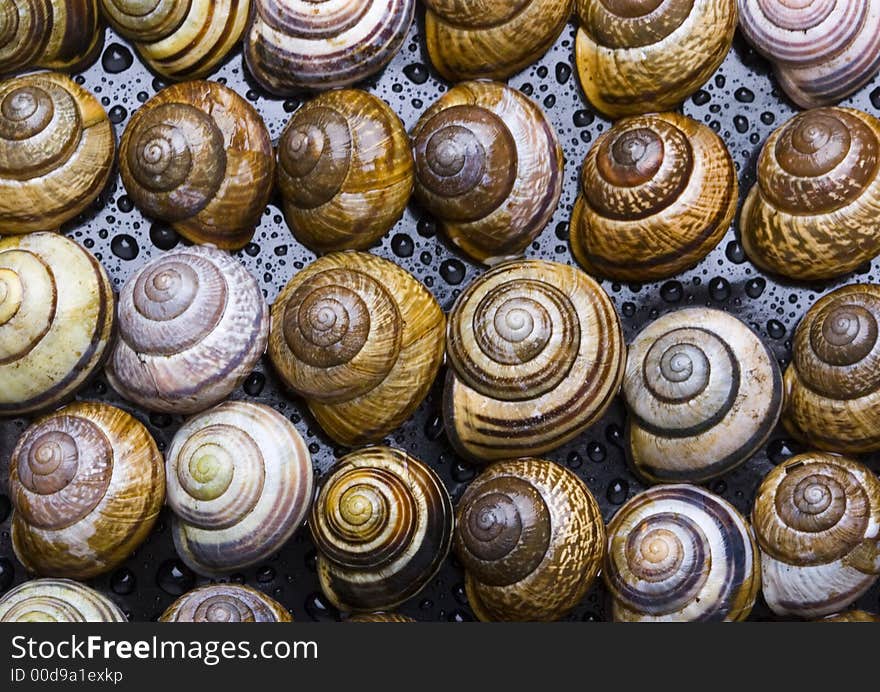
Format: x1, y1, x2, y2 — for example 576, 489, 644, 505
455, 458, 605, 622
10, 402, 165, 580
0, 579, 126, 622
444, 259, 625, 463
0, 233, 114, 417
278, 90, 413, 253
106, 245, 269, 415
310, 446, 453, 612
159, 584, 292, 622
575, 0, 738, 118
740, 107, 880, 281
268, 251, 445, 447
571, 112, 738, 282
0, 72, 114, 234
411, 81, 563, 264
166, 402, 314, 577
753, 453, 880, 619
819, 610, 880, 623
119, 80, 274, 249
347, 612, 416, 622
424, 0, 572, 81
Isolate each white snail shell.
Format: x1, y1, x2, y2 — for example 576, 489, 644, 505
0, 579, 126, 622
160, 584, 292, 622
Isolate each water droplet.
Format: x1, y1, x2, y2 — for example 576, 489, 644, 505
766, 319, 786, 339
101, 43, 134, 73
452, 583, 468, 605
605, 423, 624, 448
403, 63, 429, 84
438, 258, 465, 285
283, 99, 301, 113
150, 223, 179, 250
734, 87, 755, 103
660, 280, 683, 303
708, 277, 730, 302
304, 592, 340, 622
760, 111, 775, 126
567, 451, 583, 469
621, 301, 636, 318
110, 234, 139, 260
451, 459, 476, 483
416, 217, 436, 238
244, 243, 260, 257
108, 105, 127, 124
391, 233, 414, 257
555, 62, 572, 84
733, 115, 749, 134
745, 277, 766, 299
110, 568, 136, 595
257, 566, 276, 583
0, 559, 13, 593
304, 549, 317, 573
692, 90, 711, 106
711, 479, 727, 495
0, 495, 10, 523
117, 195, 134, 213
243, 372, 265, 396
606, 478, 629, 505
448, 610, 474, 622
573, 109, 594, 128
424, 414, 444, 441
587, 441, 606, 463
767, 438, 801, 465
156, 559, 195, 596
725, 240, 745, 264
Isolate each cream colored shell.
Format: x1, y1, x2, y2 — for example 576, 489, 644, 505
0, 579, 126, 622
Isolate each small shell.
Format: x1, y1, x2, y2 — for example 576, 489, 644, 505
0, 579, 126, 622
819, 610, 880, 622
159, 584, 292, 622
347, 612, 416, 622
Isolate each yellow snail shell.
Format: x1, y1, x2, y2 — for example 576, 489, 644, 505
0, 579, 126, 622
159, 584, 292, 622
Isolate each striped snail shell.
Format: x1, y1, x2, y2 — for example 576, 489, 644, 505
119, 80, 274, 249
10, 402, 165, 580
444, 259, 625, 463
739, 0, 880, 108
605, 485, 760, 622
455, 458, 605, 622
740, 107, 880, 281
411, 81, 563, 265
244, 0, 415, 95
166, 402, 314, 576
571, 112, 738, 282
100, 0, 251, 79
623, 308, 782, 483
423, 0, 572, 81
0, 233, 114, 417
574, 0, 738, 118
0, 579, 126, 622
0, 72, 114, 234
310, 446, 453, 612
753, 453, 880, 619
106, 245, 269, 415
348, 612, 416, 622
160, 584, 292, 622
278, 90, 414, 253
819, 610, 880, 622
268, 252, 445, 447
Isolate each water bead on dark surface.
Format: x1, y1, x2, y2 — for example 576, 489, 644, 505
734, 87, 755, 103
439, 258, 465, 285
149, 224, 180, 250
257, 566, 276, 583
156, 559, 196, 596
621, 301, 636, 318
605, 423, 624, 448
606, 479, 629, 505
660, 281, 683, 303
567, 451, 583, 469
725, 240, 745, 264
555, 62, 571, 84
573, 109, 594, 128
587, 441, 606, 463
448, 610, 474, 622
403, 63, 429, 84
244, 243, 260, 257
108, 105, 128, 124
871, 88, 880, 111
391, 233, 414, 257
101, 43, 134, 74
708, 277, 731, 302
692, 90, 711, 106
424, 414, 444, 441
0, 559, 13, 593
110, 234, 139, 260
733, 115, 749, 133
110, 568, 137, 596
745, 277, 766, 299
416, 217, 437, 238
450, 459, 476, 483
766, 319, 786, 339
304, 592, 340, 622
767, 438, 803, 465
117, 195, 134, 213
243, 372, 266, 397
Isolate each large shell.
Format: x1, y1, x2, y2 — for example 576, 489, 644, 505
268, 251, 445, 447
310, 446, 453, 612
571, 112, 738, 282
0, 233, 114, 417
119, 80, 274, 249
106, 245, 269, 415
348, 612, 416, 622
443, 259, 625, 463
411, 81, 563, 265
0, 579, 126, 622
278, 89, 413, 253
605, 484, 760, 622
623, 308, 782, 483
0, 72, 114, 234
575, 0, 738, 118
10, 402, 165, 579
166, 402, 314, 576
159, 584, 292, 622
455, 458, 605, 622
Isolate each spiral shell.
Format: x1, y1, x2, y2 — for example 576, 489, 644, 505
411, 82, 563, 264
753, 453, 880, 618
268, 252, 445, 447
310, 446, 453, 612
575, 0, 738, 118
0, 579, 126, 622
819, 610, 880, 622
0, 233, 114, 417
278, 90, 413, 253
244, 0, 415, 95
160, 584, 292, 622
166, 402, 314, 576
571, 112, 738, 282
740, 107, 880, 281
119, 80, 274, 249
106, 245, 269, 415
348, 612, 416, 622
623, 308, 783, 483
10, 402, 164, 579
0, 72, 114, 234
455, 458, 605, 622
606, 484, 760, 621
444, 259, 625, 463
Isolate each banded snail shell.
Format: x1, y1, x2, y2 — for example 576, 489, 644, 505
348, 612, 416, 622
159, 584, 292, 622
819, 610, 880, 622
0, 579, 126, 622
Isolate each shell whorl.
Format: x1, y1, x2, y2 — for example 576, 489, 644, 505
0, 579, 126, 622
159, 584, 292, 622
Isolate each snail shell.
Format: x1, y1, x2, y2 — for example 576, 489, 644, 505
0, 233, 114, 417
166, 402, 314, 576
753, 453, 880, 619
244, 0, 415, 95
575, 0, 738, 118
278, 90, 414, 253
347, 612, 416, 622
819, 610, 880, 622
268, 252, 445, 447
159, 584, 292, 622
739, 0, 880, 108
310, 446, 453, 612
0, 72, 114, 234
411, 81, 563, 264
10, 402, 165, 580
623, 308, 782, 483
740, 107, 880, 281
571, 112, 738, 282
423, 0, 572, 81
606, 484, 760, 622
0, 579, 126, 622
106, 245, 269, 415
443, 259, 625, 463
119, 80, 274, 249
100, 0, 251, 79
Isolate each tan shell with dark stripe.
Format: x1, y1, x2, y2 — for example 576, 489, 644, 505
160, 584, 292, 622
